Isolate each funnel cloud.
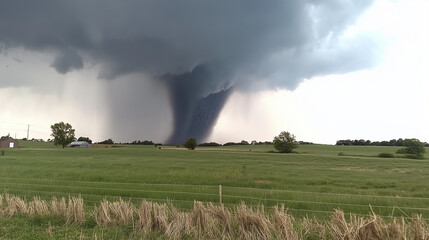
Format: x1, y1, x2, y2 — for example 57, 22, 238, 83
163, 65, 233, 144
0, 0, 378, 143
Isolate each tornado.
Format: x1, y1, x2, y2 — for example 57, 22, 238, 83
163, 65, 233, 144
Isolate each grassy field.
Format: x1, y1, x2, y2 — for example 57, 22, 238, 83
0, 141, 428, 239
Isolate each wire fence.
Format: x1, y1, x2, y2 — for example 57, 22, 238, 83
1, 176, 428, 220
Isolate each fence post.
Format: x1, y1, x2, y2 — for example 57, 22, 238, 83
219, 185, 222, 204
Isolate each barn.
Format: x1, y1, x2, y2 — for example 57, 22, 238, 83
67, 141, 91, 148
0, 137, 19, 148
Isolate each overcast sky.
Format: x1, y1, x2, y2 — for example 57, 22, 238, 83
1, 0, 428, 144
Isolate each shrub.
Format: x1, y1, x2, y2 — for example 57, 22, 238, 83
378, 153, 394, 158
396, 138, 426, 159
404, 154, 421, 159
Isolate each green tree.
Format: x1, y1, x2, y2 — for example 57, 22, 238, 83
396, 138, 426, 159
273, 131, 298, 153
77, 136, 92, 144
50, 122, 76, 149
184, 137, 197, 150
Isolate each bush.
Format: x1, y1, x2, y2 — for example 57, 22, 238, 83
378, 153, 394, 158
396, 138, 426, 159
404, 154, 421, 159
183, 137, 197, 150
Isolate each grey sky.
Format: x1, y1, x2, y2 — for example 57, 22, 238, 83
1, 0, 375, 89
0, 0, 386, 143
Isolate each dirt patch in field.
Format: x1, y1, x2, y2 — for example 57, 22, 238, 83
254, 179, 271, 184
390, 168, 412, 174
331, 166, 376, 172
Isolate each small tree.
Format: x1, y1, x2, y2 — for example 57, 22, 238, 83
184, 137, 197, 150
273, 131, 298, 153
50, 122, 76, 149
77, 136, 92, 144
396, 138, 426, 159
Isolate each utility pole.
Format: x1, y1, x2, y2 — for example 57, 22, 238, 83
27, 125, 30, 140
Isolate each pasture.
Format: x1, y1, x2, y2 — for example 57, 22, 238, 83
0, 141, 428, 238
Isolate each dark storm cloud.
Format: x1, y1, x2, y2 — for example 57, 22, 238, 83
51, 48, 84, 74
1, 0, 375, 81
0, 0, 377, 143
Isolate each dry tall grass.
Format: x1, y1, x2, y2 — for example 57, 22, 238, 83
236, 203, 272, 240
1, 193, 429, 239
301, 216, 326, 240
136, 200, 153, 234
166, 208, 193, 239
272, 204, 298, 240
330, 209, 389, 240
3, 194, 28, 217
93, 200, 111, 226
93, 198, 134, 226
28, 196, 49, 216
66, 196, 85, 224
152, 201, 170, 233
411, 214, 429, 240
50, 197, 67, 217
109, 198, 134, 225
206, 203, 233, 238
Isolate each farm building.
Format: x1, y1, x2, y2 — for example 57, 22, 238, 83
0, 137, 19, 148
67, 141, 91, 148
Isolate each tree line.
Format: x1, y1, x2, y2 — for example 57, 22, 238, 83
336, 138, 429, 147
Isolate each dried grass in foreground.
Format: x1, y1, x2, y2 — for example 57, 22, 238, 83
1, 193, 428, 239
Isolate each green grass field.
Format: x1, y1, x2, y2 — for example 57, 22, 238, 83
0, 141, 428, 238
